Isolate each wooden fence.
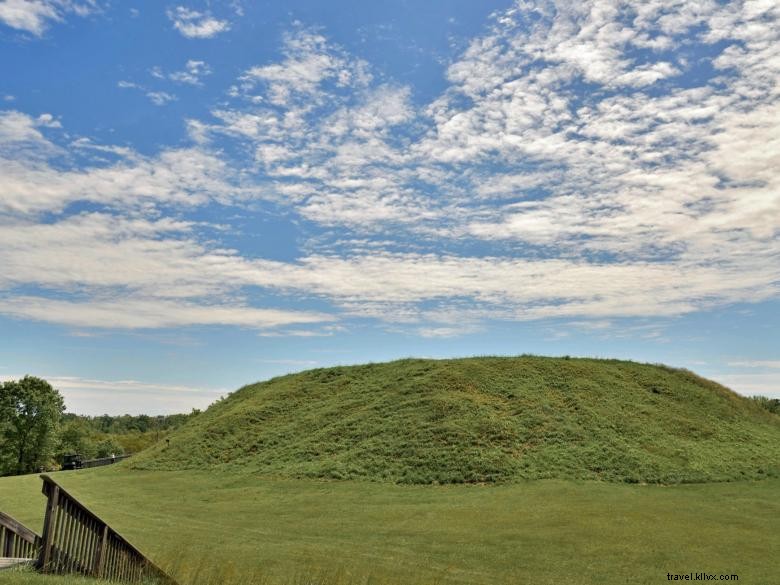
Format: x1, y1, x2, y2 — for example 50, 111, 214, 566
81, 454, 132, 469
0, 510, 40, 559
38, 475, 177, 584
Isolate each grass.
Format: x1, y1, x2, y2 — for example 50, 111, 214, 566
0, 569, 119, 585
132, 356, 780, 484
1, 467, 778, 585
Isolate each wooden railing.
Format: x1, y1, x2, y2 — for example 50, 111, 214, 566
38, 475, 177, 584
81, 454, 132, 469
0, 510, 41, 559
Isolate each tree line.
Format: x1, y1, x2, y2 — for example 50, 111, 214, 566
1, 376, 198, 476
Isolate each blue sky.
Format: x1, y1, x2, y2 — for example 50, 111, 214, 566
0, 0, 778, 415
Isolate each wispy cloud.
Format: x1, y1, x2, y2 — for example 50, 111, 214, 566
120, 60, 211, 105
0, 117, 259, 214
151, 60, 212, 86
417, 325, 483, 338
256, 359, 319, 366
0, 373, 227, 414
118, 80, 178, 106
728, 360, 780, 369
0, 0, 101, 36
0, 110, 57, 144
145, 90, 176, 106
168, 60, 212, 85
0, 295, 335, 330
167, 6, 229, 39
709, 373, 780, 399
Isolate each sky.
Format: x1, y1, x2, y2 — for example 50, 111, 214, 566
0, 0, 778, 415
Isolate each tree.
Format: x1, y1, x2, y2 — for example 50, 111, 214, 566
0, 376, 65, 476
95, 437, 124, 459
750, 395, 780, 414
57, 417, 98, 460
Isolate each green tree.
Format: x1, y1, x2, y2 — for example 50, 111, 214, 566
0, 376, 65, 475
750, 395, 780, 414
57, 417, 98, 460
95, 437, 124, 459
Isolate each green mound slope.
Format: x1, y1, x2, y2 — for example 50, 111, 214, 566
132, 356, 780, 484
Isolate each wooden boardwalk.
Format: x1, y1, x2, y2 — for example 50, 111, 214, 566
0, 557, 34, 570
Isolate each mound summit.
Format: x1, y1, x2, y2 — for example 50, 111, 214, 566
133, 356, 780, 484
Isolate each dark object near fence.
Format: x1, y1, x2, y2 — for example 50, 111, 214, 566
37, 474, 177, 584
0, 511, 40, 560
62, 453, 132, 470
61, 454, 83, 470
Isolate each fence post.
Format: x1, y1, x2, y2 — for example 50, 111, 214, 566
38, 483, 59, 571
2, 531, 12, 557
94, 524, 108, 578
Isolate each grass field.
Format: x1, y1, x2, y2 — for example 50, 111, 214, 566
1, 467, 778, 585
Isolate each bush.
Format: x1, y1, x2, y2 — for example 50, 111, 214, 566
95, 437, 125, 458
749, 396, 780, 414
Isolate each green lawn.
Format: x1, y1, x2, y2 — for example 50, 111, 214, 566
1, 467, 778, 584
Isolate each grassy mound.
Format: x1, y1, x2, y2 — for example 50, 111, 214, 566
131, 356, 780, 484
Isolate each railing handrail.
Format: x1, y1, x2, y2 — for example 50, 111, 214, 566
83, 454, 132, 464
0, 511, 40, 545
40, 474, 155, 563
0, 510, 41, 561
40, 475, 104, 529
38, 474, 177, 584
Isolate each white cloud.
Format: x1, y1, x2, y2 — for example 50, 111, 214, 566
256, 359, 318, 365
198, 5, 778, 254
2, 205, 773, 330
145, 91, 177, 106
0, 0, 61, 35
4, 205, 773, 327
0, 212, 336, 330
709, 373, 780, 399
0, 296, 334, 330
168, 60, 212, 85
242, 28, 366, 105
167, 6, 229, 39
0, 0, 99, 36
203, 30, 429, 228
35, 112, 60, 127
248, 254, 777, 323
0, 109, 49, 144
727, 360, 780, 369
119, 61, 211, 103
0, 116, 260, 214
257, 325, 345, 337
0, 374, 227, 415
417, 325, 483, 338
149, 60, 212, 86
